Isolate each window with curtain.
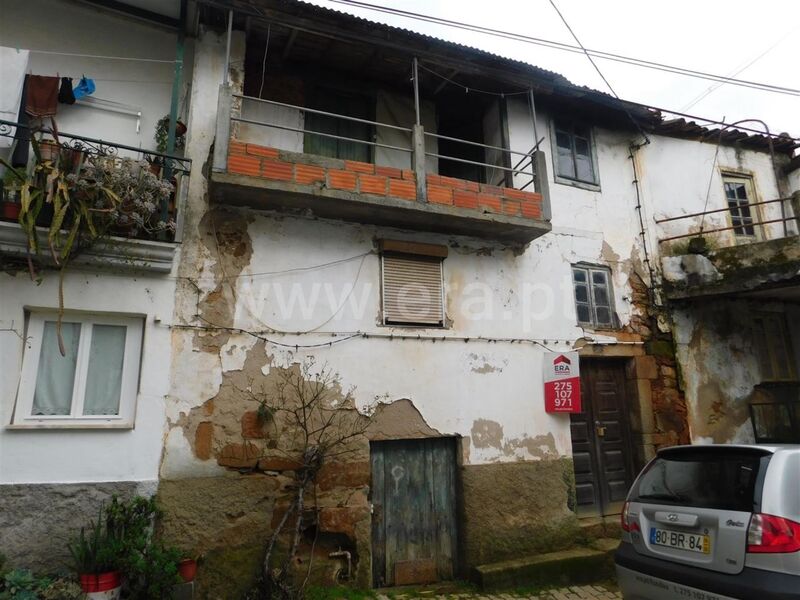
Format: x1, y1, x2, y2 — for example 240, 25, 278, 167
304, 89, 373, 163
14, 312, 143, 427
554, 120, 597, 185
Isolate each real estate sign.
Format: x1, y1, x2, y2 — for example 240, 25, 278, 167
543, 352, 581, 413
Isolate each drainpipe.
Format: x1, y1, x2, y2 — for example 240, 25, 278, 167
162, 0, 187, 224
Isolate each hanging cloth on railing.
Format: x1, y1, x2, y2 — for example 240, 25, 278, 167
73, 76, 96, 101
11, 75, 31, 167
0, 46, 29, 148
58, 77, 76, 105
25, 75, 60, 117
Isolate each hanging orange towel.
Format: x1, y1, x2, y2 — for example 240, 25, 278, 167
25, 75, 60, 117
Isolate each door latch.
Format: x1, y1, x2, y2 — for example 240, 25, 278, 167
595, 421, 607, 438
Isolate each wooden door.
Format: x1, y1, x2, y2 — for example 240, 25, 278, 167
570, 361, 635, 516
370, 438, 458, 587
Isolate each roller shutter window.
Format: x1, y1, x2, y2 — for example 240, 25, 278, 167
382, 253, 445, 326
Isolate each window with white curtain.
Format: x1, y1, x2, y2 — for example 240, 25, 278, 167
13, 312, 143, 427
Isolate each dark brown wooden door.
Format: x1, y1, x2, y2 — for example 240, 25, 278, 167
570, 361, 635, 516
370, 438, 458, 587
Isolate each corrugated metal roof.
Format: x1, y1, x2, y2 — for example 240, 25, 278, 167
201, 0, 798, 154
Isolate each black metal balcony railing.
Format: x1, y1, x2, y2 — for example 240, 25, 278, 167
0, 119, 191, 242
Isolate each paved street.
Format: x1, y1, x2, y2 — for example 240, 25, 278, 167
381, 584, 622, 600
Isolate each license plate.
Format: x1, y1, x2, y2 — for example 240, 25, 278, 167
650, 527, 710, 554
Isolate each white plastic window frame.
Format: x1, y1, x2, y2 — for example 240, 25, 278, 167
12, 311, 143, 429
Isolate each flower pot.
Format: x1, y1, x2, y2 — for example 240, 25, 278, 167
177, 558, 197, 582
79, 571, 122, 599
38, 140, 61, 163
1, 201, 20, 221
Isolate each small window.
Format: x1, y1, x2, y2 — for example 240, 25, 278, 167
752, 313, 796, 382
572, 265, 615, 328
554, 121, 597, 185
381, 247, 445, 327
13, 312, 143, 427
722, 175, 760, 238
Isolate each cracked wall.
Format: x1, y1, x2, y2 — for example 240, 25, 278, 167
672, 299, 800, 444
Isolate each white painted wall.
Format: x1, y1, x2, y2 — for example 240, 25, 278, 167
0, 0, 188, 159
0, 269, 174, 484
0, 0, 185, 485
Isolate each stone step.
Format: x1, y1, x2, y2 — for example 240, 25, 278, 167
472, 539, 619, 591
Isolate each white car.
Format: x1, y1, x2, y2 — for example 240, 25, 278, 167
615, 444, 800, 600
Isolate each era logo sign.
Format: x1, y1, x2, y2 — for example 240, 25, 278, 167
543, 352, 581, 414
553, 355, 572, 375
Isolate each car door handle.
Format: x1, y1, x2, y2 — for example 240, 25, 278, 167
654, 511, 699, 528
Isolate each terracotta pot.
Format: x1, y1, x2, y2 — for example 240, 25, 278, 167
80, 571, 122, 598
38, 140, 61, 163
175, 121, 187, 137
1, 201, 20, 221
178, 558, 197, 582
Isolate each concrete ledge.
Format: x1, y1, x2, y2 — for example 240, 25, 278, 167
472, 542, 617, 590
210, 171, 551, 245
0, 221, 177, 273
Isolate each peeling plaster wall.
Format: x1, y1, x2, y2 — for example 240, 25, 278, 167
640, 136, 790, 250
672, 301, 800, 444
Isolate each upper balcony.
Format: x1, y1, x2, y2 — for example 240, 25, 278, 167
207, 27, 552, 244
1, 121, 191, 273
659, 191, 800, 300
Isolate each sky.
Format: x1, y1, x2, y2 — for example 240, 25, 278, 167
308, 0, 799, 138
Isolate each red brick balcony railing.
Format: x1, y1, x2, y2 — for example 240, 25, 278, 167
211, 88, 550, 243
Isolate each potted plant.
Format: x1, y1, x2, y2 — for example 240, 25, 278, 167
177, 556, 198, 583
1, 167, 23, 221
68, 512, 122, 599
154, 114, 187, 154
37, 138, 61, 163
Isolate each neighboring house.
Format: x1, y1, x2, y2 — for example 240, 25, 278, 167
0, 0, 797, 595
0, 0, 190, 570
658, 134, 800, 445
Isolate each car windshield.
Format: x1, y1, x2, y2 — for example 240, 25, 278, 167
629, 448, 771, 512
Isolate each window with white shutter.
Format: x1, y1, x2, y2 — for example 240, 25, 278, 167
380, 241, 446, 327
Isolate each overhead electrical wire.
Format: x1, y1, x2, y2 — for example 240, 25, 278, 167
320, 0, 800, 97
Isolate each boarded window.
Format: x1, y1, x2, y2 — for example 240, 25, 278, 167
753, 313, 796, 381
572, 265, 615, 328
554, 121, 596, 184
382, 253, 444, 327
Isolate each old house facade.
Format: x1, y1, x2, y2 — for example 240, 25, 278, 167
1, 0, 797, 595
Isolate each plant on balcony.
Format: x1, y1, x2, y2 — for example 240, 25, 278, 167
154, 114, 187, 154
3, 138, 175, 353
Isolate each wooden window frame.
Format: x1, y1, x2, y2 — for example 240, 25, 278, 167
11, 311, 143, 429
721, 173, 763, 241
752, 312, 797, 382
551, 119, 600, 190
572, 264, 616, 329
